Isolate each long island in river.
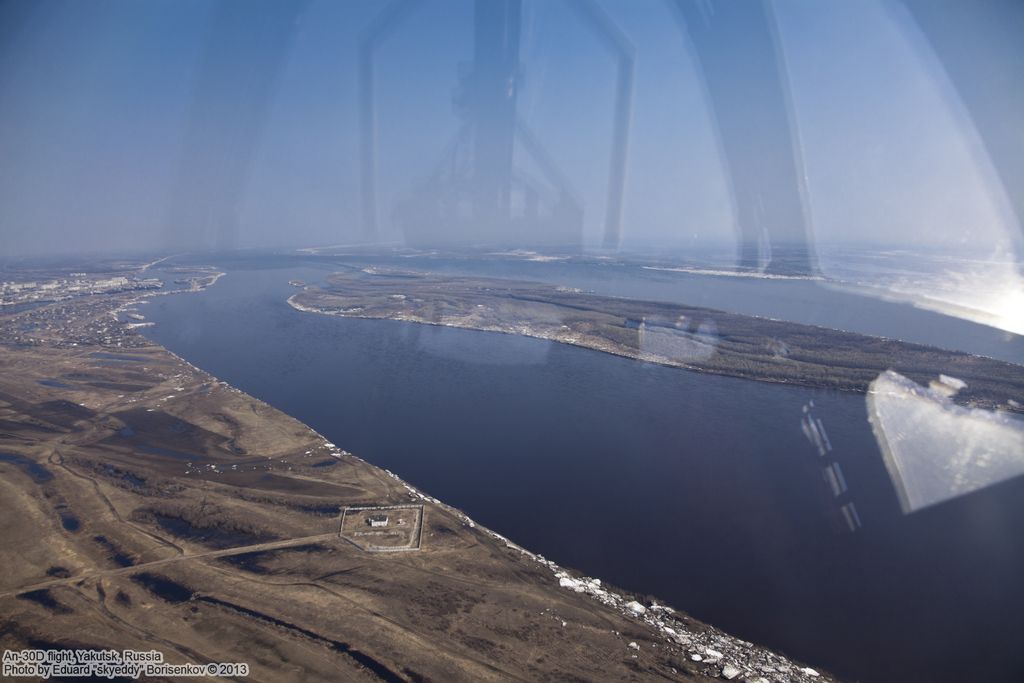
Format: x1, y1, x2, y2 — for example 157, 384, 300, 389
290, 269, 1024, 412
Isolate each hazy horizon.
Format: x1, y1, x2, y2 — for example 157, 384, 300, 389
1, 0, 1022, 262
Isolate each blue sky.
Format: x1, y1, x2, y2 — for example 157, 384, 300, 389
0, 0, 1020, 258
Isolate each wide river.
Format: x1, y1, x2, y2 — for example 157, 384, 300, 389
141, 255, 1024, 683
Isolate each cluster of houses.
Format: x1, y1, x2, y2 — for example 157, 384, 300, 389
1, 276, 162, 306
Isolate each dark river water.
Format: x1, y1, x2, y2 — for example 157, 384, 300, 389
140, 257, 1024, 683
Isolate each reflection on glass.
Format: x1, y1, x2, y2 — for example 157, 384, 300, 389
867, 370, 1024, 513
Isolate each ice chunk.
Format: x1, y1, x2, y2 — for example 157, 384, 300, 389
625, 600, 647, 615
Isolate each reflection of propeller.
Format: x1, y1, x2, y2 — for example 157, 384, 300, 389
900, 0, 1024, 244
867, 370, 1024, 514
667, 0, 815, 275
358, 0, 424, 241
515, 118, 581, 210
564, 0, 635, 249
